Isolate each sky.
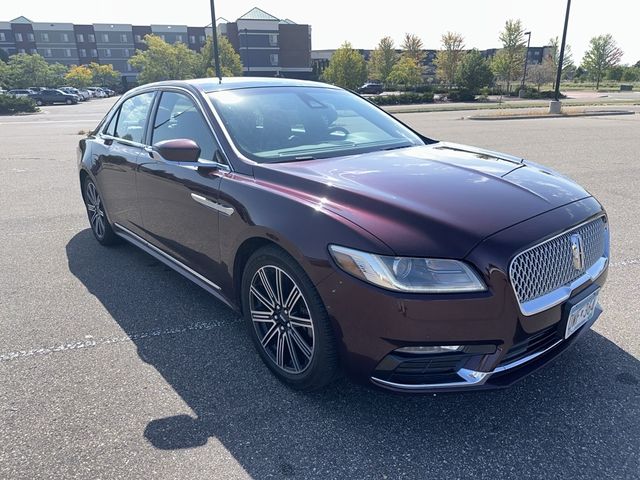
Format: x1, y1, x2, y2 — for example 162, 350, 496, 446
3, 1, 638, 64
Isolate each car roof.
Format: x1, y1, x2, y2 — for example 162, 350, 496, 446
129, 77, 341, 95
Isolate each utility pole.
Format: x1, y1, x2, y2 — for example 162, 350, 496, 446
209, 0, 222, 81
550, 0, 571, 112
519, 31, 532, 97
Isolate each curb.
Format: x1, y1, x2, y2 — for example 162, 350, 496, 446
468, 110, 636, 121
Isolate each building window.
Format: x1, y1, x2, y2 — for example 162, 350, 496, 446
79, 48, 86, 57
120, 34, 127, 43
199, 35, 205, 43
270, 53, 279, 66
18, 48, 25, 54
102, 33, 109, 42
28, 33, 34, 42
15, 33, 23, 42
269, 34, 278, 46
104, 48, 111, 57
65, 49, 72, 57
91, 49, 97, 57
88, 34, 95, 42
135, 34, 142, 43
189, 35, 195, 44
0, 33, 5, 41
127, 63, 132, 72
62, 33, 69, 42
44, 48, 52, 57
124, 48, 130, 57
76, 34, 84, 43
30, 48, 37, 54
177, 34, 184, 42
41, 33, 49, 42
160, 34, 165, 41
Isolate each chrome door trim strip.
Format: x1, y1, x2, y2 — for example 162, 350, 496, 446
113, 222, 225, 293
191, 193, 234, 216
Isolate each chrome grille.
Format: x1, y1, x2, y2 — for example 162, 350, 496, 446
510, 217, 608, 306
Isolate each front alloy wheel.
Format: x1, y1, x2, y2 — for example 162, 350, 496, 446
242, 246, 339, 390
250, 265, 315, 374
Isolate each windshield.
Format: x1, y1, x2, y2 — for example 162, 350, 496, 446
208, 87, 425, 163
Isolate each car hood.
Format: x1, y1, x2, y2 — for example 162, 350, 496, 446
256, 142, 591, 258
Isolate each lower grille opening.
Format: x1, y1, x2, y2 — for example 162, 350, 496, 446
498, 325, 560, 368
373, 352, 473, 386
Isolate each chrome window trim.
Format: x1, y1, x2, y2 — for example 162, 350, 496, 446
509, 215, 609, 316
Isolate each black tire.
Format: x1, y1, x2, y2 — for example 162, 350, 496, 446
82, 177, 119, 246
242, 246, 339, 391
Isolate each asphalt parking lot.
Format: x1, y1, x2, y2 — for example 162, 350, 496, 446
0, 98, 638, 479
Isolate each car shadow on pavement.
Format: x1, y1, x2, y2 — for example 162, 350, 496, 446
66, 229, 640, 479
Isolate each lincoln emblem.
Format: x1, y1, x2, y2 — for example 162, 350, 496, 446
570, 233, 585, 271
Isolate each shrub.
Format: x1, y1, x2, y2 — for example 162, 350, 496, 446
368, 92, 434, 105
0, 95, 38, 114
447, 90, 476, 102
518, 89, 567, 99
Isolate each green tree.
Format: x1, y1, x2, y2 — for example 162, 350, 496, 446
491, 19, 526, 93
621, 67, 639, 82
321, 42, 367, 90
606, 65, 624, 81
527, 58, 556, 91
0, 60, 8, 88
581, 34, 623, 89
455, 49, 494, 93
6, 53, 52, 88
129, 34, 200, 84
548, 36, 575, 85
88, 62, 120, 87
368, 36, 397, 84
434, 32, 465, 87
46, 63, 69, 87
401, 33, 424, 63
387, 56, 422, 87
198, 35, 243, 77
65, 65, 93, 88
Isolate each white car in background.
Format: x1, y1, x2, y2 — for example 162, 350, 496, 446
77, 89, 92, 101
87, 87, 107, 98
7, 89, 34, 98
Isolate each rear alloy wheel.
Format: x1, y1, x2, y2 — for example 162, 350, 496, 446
83, 178, 118, 245
36, 99, 43, 106
242, 246, 339, 390
66, 99, 73, 105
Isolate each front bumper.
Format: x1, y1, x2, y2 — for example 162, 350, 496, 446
313, 198, 608, 392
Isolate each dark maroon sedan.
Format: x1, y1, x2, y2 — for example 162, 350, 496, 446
77, 78, 609, 392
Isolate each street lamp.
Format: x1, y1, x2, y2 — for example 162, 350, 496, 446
550, 0, 572, 113
519, 31, 532, 96
208, 0, 222, 81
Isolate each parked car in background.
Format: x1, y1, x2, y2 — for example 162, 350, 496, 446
77, 89, 92, 101
7, 89, 35, 98
78, 78, 609, 393
87, 87, 107, 98
30, 89, 79, 105
357, 82, 384, 95
59, 87, 86, 101
100, 87, 116, 97
0, 88, 7, 95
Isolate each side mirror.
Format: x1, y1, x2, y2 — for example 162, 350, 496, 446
152, 139, 201, 162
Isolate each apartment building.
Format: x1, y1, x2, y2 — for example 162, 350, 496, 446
1, 9, 314, 82
218, 7, 313, 78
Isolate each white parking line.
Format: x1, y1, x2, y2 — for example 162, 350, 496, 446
0, 320, 230, 362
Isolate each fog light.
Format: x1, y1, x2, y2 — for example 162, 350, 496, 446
396, 345, 462, 355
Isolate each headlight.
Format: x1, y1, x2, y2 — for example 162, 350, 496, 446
328, 245, 486, 293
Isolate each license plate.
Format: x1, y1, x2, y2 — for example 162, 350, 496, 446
565, 289, 599, 339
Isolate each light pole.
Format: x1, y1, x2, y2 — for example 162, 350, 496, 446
208, 0, 221, 81
550, 0, 572, 113
519, 31, 532, 96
